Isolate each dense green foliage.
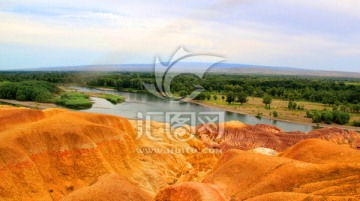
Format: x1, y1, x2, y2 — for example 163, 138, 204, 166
1, 72, 359, 104
273, 111, 279, 117
236, 92, 248, 105
1, 72, 359, 116
305, 111, 314, 118
224, 92, 248, 105
263, 95, 273, 107
226, 93, 235, 104
95, 94, 125, 104
56, 92, 92, 109
309, 109, 351, 125
288, 101, 304, 110
0, 81, 58, 102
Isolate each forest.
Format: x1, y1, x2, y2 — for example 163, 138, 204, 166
0, 80, 58, 102
0, 71, 359, 125
1, 72, 360, 105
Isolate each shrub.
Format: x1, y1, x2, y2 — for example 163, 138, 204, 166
353, 120, 360, 127
236, 92, 248, 105
57, 92, 92, 109
321, 110, 333, 124
292, 102, 297, 110
92, 93, 125, 104
262, 95, 272, 106
311, 110, 351, 125
288, 101, 293, 109
226, 93, 235, 104
273, 111, 279, 117
312, 111, 322, 123
305, 111, 313, 118
179, 90, 188, 98
255, 112, 262, 119
332, 110, 351, 125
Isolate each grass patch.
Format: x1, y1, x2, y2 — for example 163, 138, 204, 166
100, 94, 125, 104
56, 92, 92, 109
344, 82, 360, 86
196, 94, 360, 126
86, 93, 125, 104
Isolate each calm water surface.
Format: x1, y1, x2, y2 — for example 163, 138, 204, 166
73, 87, 316, 132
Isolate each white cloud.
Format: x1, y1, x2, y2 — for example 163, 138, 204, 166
1, 0, 360, 71
278, 0, 360, 19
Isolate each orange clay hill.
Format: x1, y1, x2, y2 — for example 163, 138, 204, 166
196, 120, 359, 152
0, 106, 359, 201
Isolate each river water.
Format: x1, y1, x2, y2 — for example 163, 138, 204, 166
73, 87, 316, 132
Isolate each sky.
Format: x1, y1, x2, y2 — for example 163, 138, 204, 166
0, 0, 360, 72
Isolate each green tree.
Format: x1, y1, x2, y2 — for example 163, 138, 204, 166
288, 101, 293, 110
340, 105, 347, 112
262, 95, 272, 108
292, 102, 297, 110
236, 92, 248, 105
321, 110, 333, 124
312, 111, 322, 123
206, 93, 211, 100
34, 90, 52, 102
332, 110, 350, 125
213, 95, 218, 101
179, 90, 188, 98
16, 89, 27, 101
226, 93, 235, 104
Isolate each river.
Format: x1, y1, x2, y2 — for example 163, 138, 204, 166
73, 87, 316, 132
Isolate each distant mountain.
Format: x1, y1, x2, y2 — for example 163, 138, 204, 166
21, 64, 153, 72
11, 63, 360, 78
209, 63, 360, 78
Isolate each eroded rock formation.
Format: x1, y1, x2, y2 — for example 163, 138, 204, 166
1, 106, 359, 201
158, 139, 360, 200
197, 120, 359, 152
0, 106, 218, 201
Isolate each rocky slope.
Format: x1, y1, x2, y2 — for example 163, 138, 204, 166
0, 106, 217, 200
197, 120, 359, 151
158, 139, 360, 200
0, 106, 359, 201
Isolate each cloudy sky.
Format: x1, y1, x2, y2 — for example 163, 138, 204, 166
1, 0, 360, 71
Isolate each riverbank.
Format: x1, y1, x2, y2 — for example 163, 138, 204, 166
0, 99, 61, 110
0, 90, 125, 110
188, 99, 360, 132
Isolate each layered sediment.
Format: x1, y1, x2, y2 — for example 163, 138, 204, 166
0, 106, 359, 201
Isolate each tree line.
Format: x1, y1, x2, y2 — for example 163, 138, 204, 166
1, 72, 359, 106
0, 81, 58, 102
